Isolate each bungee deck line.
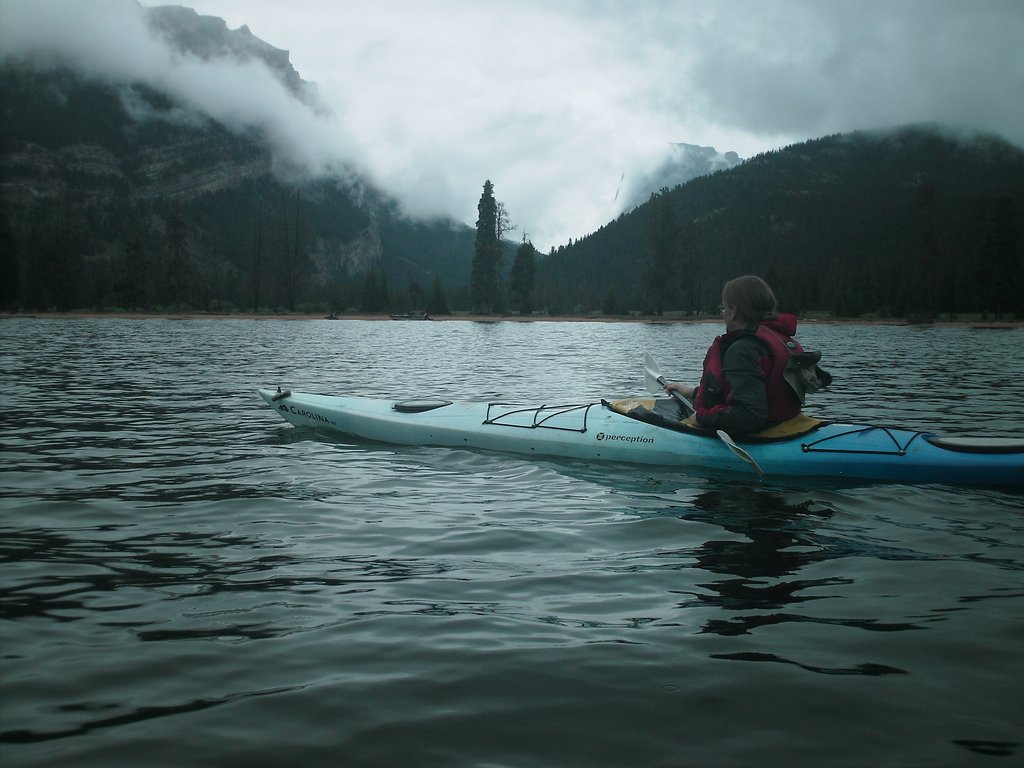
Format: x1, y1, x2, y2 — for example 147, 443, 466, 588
483, 402, 596, 433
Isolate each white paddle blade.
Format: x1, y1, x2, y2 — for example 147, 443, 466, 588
716, 430, 765, 477
643, 351, 697, 417
643, 352, 662, 377
642, 353, 664, 394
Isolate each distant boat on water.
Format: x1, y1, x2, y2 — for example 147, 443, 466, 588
390, 312, 431, 321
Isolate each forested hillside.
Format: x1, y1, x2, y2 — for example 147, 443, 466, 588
538, 128, 1024, 319
0, 62, 476, 314
2, 49, 1021, 318
2, 3, 1022, 318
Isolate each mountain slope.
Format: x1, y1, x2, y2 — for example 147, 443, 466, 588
0, 6, 476, 312
618, 143, 743, 211
538, 127, 1024, 318
145, 5, 317, 107
2, 5, 1020, 318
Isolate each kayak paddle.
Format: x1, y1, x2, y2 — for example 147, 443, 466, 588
714, 429, 765, 478
642, 352, 765, 477
643, 352, 695, 416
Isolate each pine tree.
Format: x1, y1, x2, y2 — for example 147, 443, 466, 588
427, 275, 450, 315
164, 202, 189, 308
509, 238, 536, 314
360, 267, 389, 312
977, 195, 1022, 319
252, 210, 264, 313
642, 189, 679, 315
471, 180, 502, 313
0, 215, 18, 310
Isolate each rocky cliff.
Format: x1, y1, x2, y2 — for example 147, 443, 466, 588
144, 5, 322, 110
0, 6, 475, 311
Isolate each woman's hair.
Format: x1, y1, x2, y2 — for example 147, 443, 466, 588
722, 275, 778, 324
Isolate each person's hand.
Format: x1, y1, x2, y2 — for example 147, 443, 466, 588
664, 382, 695, 399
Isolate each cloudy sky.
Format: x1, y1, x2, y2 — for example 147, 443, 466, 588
3, 0, 1023, 250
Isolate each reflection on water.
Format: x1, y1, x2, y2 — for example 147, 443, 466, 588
0, 525, 455, 628
708, 651, 907, 676
685, 486, 838, 579
674, 487, 922, 658
1, 318, 1022, 767
3, 684, 301, 745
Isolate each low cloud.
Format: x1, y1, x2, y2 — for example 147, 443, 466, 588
3, 0, 1022, 251
0, 0, 360, 180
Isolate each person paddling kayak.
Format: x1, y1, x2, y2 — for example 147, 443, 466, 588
664, 275, 831, 435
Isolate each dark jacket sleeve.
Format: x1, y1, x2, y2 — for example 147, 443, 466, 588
697, 336, 768, 434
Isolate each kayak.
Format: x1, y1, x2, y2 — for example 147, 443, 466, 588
258, 389, 1024, 487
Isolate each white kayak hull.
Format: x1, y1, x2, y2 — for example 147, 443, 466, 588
259, 389, 1024, 487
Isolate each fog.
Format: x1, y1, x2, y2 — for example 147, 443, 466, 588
3, 0, 1022, 250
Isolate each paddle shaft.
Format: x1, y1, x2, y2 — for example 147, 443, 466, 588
657, 373, 695, 410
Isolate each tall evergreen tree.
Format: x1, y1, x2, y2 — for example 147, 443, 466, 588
163, 202, 189, 308
122, 227, 147, 310
281, 190, 295, 311
642, 189, 679, 315
509, 238, 536, 314
360, 266, 389, 312
977, 195, 1022, 318
0, 215, 18, 309
471, 180, 502, 313
426, 274, 450, 315
252, 206, 264, 313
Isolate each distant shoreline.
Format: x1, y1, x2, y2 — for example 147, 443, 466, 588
4, 311, 1021, 328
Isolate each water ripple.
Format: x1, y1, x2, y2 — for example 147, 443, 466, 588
2, 318, 1023, 768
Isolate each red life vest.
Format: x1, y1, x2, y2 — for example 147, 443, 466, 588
694, 313, 803, 425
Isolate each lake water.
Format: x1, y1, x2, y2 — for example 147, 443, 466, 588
2, 317, 1023, 767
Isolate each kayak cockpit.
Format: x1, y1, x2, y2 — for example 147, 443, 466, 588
605, 397, 826, 442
